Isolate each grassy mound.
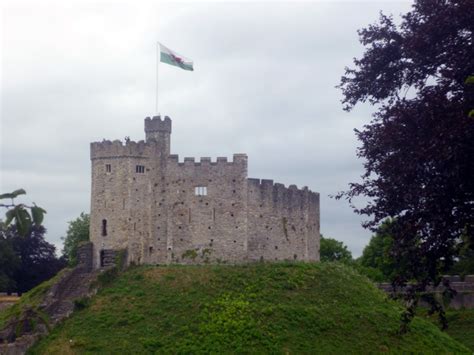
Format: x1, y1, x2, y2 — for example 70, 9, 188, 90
28, 263, 468, 353
422, 308, 474, 351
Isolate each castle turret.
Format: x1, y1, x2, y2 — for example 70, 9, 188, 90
145, 115, 172, 156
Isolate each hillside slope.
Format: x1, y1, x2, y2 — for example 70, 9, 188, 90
30, 263, 468, 353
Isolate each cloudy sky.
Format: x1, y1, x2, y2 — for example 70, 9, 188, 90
1, 0, 412, 257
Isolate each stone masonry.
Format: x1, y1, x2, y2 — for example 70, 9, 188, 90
90, 116, 320, 268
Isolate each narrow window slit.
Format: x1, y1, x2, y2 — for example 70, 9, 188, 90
101, 219, 107, 236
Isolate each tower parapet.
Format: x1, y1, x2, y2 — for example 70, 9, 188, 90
145, 116, 172, 155
90, 140, 149, 160
247, 178, 318, 210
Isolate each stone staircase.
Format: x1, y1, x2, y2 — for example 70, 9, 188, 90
42, 269, 97, 325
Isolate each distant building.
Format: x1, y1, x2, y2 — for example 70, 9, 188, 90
90, 116, 320, 267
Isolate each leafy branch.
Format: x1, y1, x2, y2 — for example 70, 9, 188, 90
0, 189, 46, 236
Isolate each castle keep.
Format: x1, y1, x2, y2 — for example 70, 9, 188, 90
90, 116, 320, 267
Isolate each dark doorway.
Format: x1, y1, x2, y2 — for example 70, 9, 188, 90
100, 250, 105, 267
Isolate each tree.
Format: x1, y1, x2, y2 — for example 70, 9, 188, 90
0, 188, 48, 293
337, 0, 474, 330
0, 236, 19, 292
0, 225, 66, 294
61, 212, 90, 266
320, 235, 352, 263
359, 220, 396, 281
9, 226, 66, 294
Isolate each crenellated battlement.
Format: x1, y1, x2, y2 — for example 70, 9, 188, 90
248, 178, 319, 210
167, 154, 248, 167
145, 115, 172, 133
248, 178, 312, 193
90, 139, 150, 159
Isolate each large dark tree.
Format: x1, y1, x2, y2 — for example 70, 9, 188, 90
338, 0, 474, 330
0, 236, 19, 293
0, 189, 49, 293
0, 225, 66, 294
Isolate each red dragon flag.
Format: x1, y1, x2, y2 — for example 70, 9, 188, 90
159, 43, 194, 71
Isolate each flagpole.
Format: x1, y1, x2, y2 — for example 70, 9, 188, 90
155, 42, 160, 116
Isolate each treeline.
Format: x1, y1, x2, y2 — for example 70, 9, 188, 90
322, 220, 474, 283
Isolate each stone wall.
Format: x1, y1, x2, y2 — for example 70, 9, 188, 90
160, 154, 249, 263
77, 242, 93, 272
247, 178, 320, 262
90, 116, 320, 267
378, 275, 474, 309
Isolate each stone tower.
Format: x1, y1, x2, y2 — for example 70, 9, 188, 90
90, 116, 320, 268
144, 116, 171, 154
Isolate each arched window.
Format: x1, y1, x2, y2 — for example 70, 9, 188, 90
102, 219, 107, 236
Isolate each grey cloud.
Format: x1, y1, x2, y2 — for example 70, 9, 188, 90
1, 1, 412, 257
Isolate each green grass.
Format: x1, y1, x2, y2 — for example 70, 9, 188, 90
421, 308, 474, 351
25, 262, 469, 354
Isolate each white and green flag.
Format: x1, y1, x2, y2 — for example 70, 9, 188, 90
159, 43, 194, 71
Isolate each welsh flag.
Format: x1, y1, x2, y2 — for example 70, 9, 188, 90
159, 43, 194, 71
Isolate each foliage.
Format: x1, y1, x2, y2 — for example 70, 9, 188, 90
0, 225, 66, 294
359, 220, 397, 281
182, 249, 198, 260
282, 217, 289, 239
28, 263, 468, 353
449, 232, 474, 277
420, 308, 474, 351
114, 249, 128, 270
358, 220, 474, 280
97, 267, 119, 287
73, 297, 91, 311
0, 190, 64, 295
0, 237, 19, 292
0, 189, 46, 237
96, 250, 127, 287
61, 213, 90, 266
351, 262, 386, 283
337, 0, 474, 330
443, 309, 474, 351
319, 235, 352, 262
464, 75, 474, 118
